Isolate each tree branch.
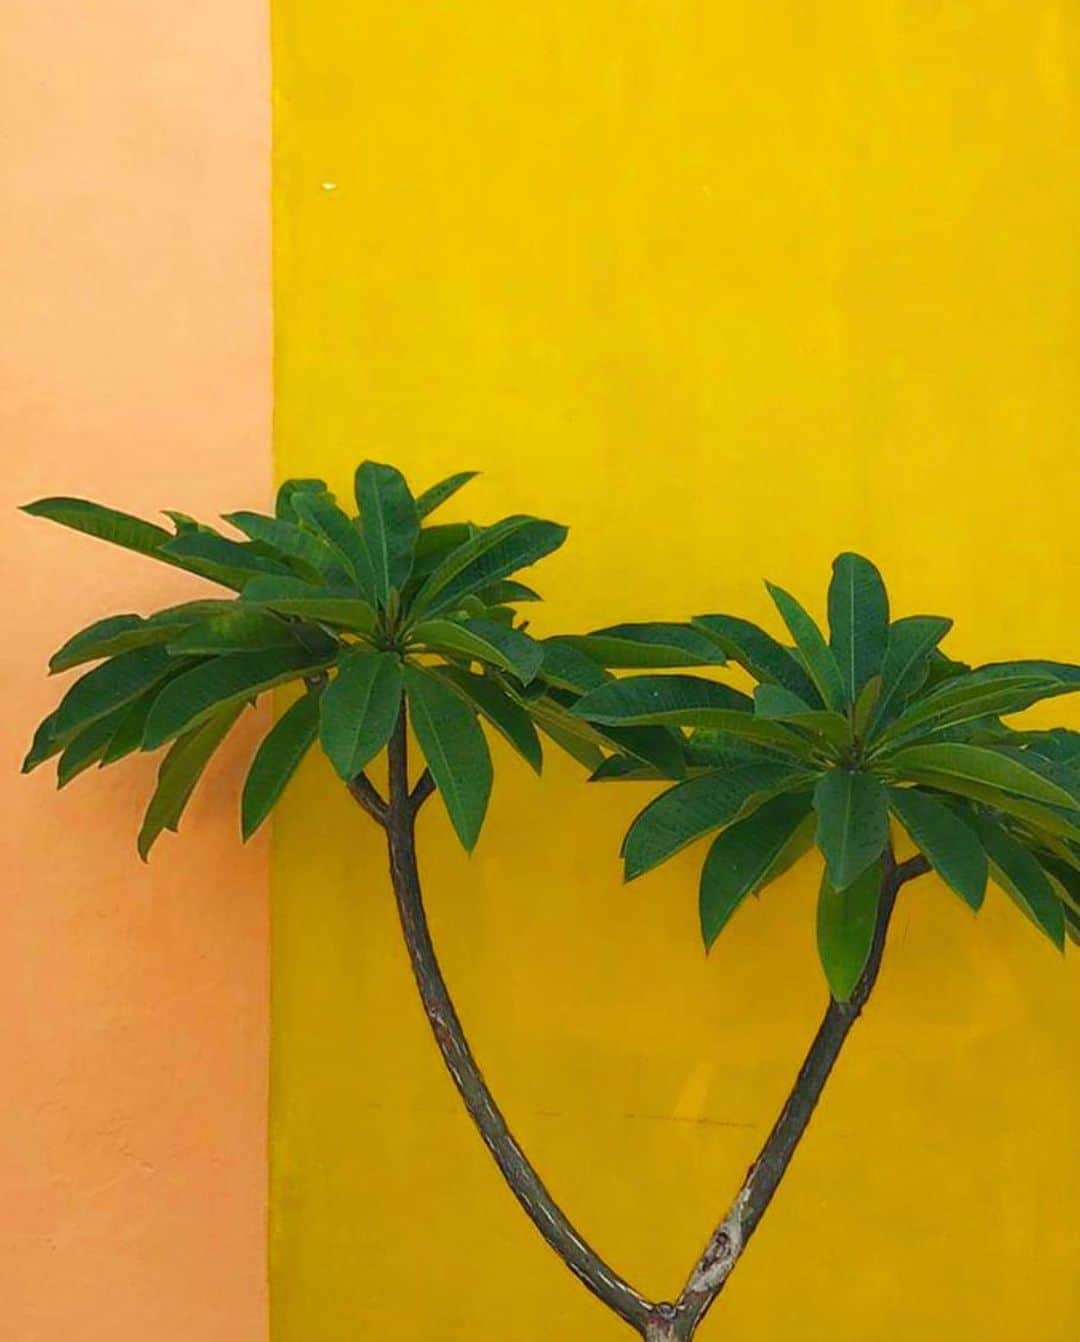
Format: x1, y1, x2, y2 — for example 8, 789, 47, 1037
377, 702, 654, 1333
896, 853, 931, 885
409, 766, 435, 813
670, 848, 928, 1338
347, 772, 388, 826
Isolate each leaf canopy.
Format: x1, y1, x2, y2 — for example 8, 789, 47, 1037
607, 552, 1078, 990
24, 462, 576, 854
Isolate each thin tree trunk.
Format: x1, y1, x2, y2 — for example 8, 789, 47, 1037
346, 708, 930, 1340
666, 850, 931, 1340
377, 706, 654, 1333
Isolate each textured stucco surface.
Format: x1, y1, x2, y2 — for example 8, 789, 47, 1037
2, 4, 270, 1338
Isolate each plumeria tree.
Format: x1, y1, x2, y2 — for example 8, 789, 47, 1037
22, 485, 1078, 1342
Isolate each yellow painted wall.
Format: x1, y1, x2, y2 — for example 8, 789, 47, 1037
271, 5, 1079, 1339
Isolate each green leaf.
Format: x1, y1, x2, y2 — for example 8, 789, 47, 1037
887, 787, 987, 910
22, 709, 66, 772
275, 478, 329, 521
49, 615, 143, 672
816, 861, 883, 1002
22, 499, 263, 591
410, 523, 475, 581
754, 685, 851, 750
976, 816, 1065, 950
852, 674, 882, 738
1026, 729, 1080, 768
473, 580, 540, 606
242, 692, 321, 838
57, 707, 132, 787
754, 684, 812, 716
973, 659, 1080, 692
534, 715, 605, 771
1038, 853, 1080, 912
685, 729, 795, 771
51, 614, 161, 671
415, 470, 478, 519
827, 553, 889, 702
144, 647, 332, 749
536, 677, 684, 775
241, 576, 378, 635
97, 659, 212, 766
622, 763, 803, 879
887, 743, 1078, 811
559, 623, 727, 669
699, 792, 814, 949
574, 676, 819, 761
765, 582, 846, 711
162, 510, 217, 535
411, 516, 567, 618
99, 690, 159, 764
574, 674, 752, 725
404, 665, 493, 851
921, 649, 971, 694
167, 608, 309, 655
47, 604, 241, 673
897, 772, 1080, 844
867, 616, 953, 732
146, 600, 247, 625
54, 646, 179, 739
411, 617, 543, 684
223, 510, 347, 583
22, 496, 174, 561
691, 614, 820, 705
596, 724, 687, 779
540, 639, 610, 694
138, 705, 244, 859
993, 747, 1080, 806
526, 694, 607, 769
160, 533, 293, 584
589, 755, 666, 782
755, 811, 817, 896
354, 461, 419, 604
291, 491, 377, 597
874, 674, 1059, 749
318, 651, 403, 780
433, 667, 543, 773
813, 770, 889, 888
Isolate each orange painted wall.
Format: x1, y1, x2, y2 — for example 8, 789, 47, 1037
2, 5, 270, 1339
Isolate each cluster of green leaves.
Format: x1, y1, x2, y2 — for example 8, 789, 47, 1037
21, 464, 642, 857
570, 554, 1080, 999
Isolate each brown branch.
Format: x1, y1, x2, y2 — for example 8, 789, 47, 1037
372, 703, 655, 1333
347, 772, 387, 826
668, 850, 931, 1338
409, 766, 435, 813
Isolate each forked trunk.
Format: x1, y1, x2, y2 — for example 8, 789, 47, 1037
347, 702, 929, 1338
378, 708, 653, 1334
